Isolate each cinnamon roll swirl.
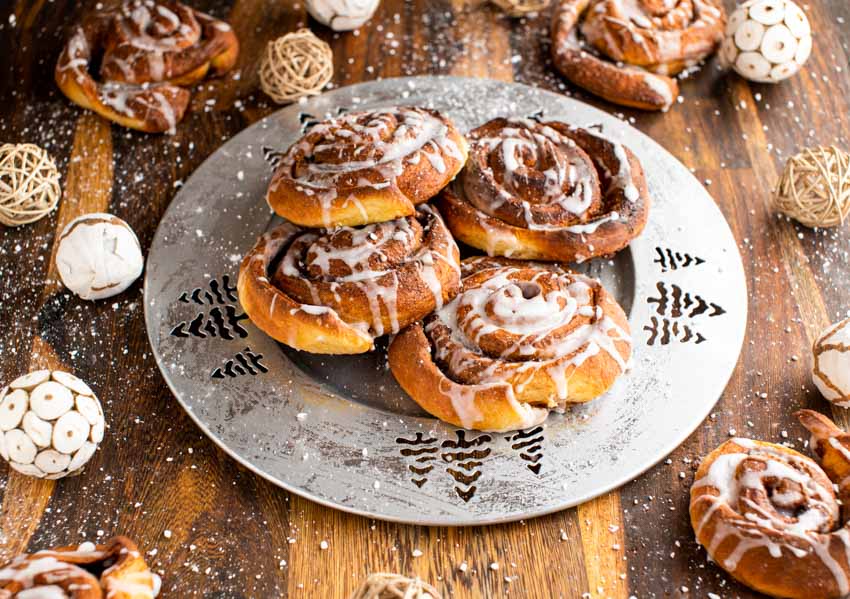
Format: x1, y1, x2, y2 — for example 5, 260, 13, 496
266, 107, 468, 228
690, 410, 850, 599
0, 536, 160, 598
437, 118, 650, 262
55, 1, 239, 133
551, 0, 725, 111
238, 205, 461, 354
388, 256, 631, 432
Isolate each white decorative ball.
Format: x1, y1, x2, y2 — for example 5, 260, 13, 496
812, 318, 850, 407
305, 0, 380, 31
55, 213, 144, 301
720, 0, 812, 83
0, 370, 105, 479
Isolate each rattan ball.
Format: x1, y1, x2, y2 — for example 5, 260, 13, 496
773, 146, 850, 228
0, 143, 61, 227
491, 0, 550, 17
350, 573, 441, 599
259, 29, 333, 105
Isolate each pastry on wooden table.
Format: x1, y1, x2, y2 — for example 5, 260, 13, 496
238, 205, 461, 354
55, 0, 239, 133
689, 410, 850, 599
0, 536, 161, 598
551, 0, 726, 111
388, 256, 632, 432
266, 107, 468, 228
437, 117, 650, 262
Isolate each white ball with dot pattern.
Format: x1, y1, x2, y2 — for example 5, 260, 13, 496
812, 317, 850, 407
720, 0, 812, 83
0, 370, 105, 479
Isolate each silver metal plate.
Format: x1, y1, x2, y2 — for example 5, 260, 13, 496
144, 76, 747, 526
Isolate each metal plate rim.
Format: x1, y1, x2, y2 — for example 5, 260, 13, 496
144, 75, 748, 526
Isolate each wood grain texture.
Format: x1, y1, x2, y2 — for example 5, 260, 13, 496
0, 0, 848, 597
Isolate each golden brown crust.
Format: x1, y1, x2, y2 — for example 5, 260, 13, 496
55, 1, 239, 133
437, 119, 650, 262
266, 107, 468, 227
389, 324, 548, 432
689, 429, 850, 599
0, 536, 159, 598
238, 206, 461, 354
551, 0, 724, 111
388, 256, 631, 432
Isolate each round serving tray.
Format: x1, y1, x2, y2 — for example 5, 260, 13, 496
144, 76, 747, 526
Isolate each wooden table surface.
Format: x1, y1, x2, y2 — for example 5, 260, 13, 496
1, 0, 849, 597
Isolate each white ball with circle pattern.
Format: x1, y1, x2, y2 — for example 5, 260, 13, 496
0, 370, 105, 479
720, 0, 812, 83
55, 213, 144, 301
305, 0, 380, 31
812, 317, 850, 407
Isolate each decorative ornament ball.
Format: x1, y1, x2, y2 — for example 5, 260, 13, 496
0, 370, 105, 479
305, 0, 380, 31
351, 573, 441, 599
56, 213, 144, 301
259, 29, 334, 105
0, 143, 61, 227
812, 318, 850, 407
773, 146, 850, 228
491, 0, 551, 17
720, 0, 812, 83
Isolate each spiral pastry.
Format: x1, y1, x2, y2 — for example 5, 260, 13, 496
690, 410, 850, 599
238, 205, 461, 354
551, 0, 725, 110
266, 107, 468, 228
437, 118, 650, 262
55, 0, 239, 133
0, 536, 160, 598
388, 256, 631, 432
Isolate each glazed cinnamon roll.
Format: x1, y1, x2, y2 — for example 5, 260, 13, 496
266, 107, 468, 228
55, 1, 239, 133
551, 0, 725, 111
690, 410, 850, 599
0, 536, 161, 598
238, 206, 461, 354
437, 118, 650, 262
388, 256, 631, 432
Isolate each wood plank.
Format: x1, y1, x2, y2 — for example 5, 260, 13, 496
578, 493, 628, 598
0, 0, 848, 597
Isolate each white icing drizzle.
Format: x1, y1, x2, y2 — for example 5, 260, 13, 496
0, 542, 159, 598
426, 263, 630, 420
582, 0, 724, 66
273, 107, 465, 227
464, 118, 641, 246
692, 439, 850, 594
439, 378, 548, 431
468, 119, 597, 228
57, 1, 233, 135
640, 72, 675, 110
276, 207, 457, 338
0, 557, 73, 591
572, 125, 640, 203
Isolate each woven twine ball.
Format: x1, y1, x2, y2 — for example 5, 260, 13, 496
491, 0, 550, 17
350, 573, 441, 599
259, 29, 333, 104
0, 143, 61, 227
773, 146, 850, 228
